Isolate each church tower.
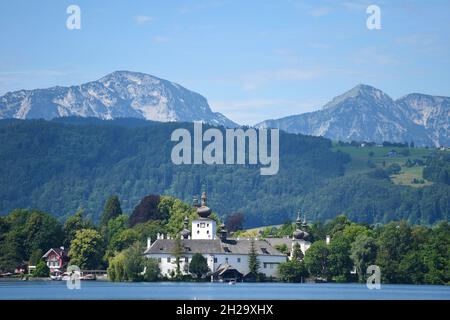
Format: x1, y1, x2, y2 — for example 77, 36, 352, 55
191, 192, 216, 240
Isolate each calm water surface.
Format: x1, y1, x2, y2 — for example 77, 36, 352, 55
0, 281, 449, 300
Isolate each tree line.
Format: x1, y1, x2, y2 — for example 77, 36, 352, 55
0, 194, 448, 285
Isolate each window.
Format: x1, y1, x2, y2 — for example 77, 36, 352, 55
223, 247, 231, 253
225, 257, 228, 263
185, 257, 189, 263
261, 248, 269, 254
167, 257, 171, 262
263, 263, 267, 269
158, 258, 161, 263
207, 224, 209, 227
213, 257, 217, 263
197, 224, 200, 227
200, 223, 205, 228
197, 230, 200, 234
237, 258, 241, 263
207, 230, 210, 234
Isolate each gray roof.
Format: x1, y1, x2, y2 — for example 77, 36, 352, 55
265, 237, 310, 248
144, 238, 285, 256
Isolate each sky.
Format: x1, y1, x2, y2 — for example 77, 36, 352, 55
0, 0, 449, 125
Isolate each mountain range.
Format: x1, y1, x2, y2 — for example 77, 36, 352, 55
0, 71, 237, 128
0, 71, 448, 146
256, 84, 449, 147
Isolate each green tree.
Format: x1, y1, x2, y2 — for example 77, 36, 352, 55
376, 221, 412, 283
100, 195, 123, 227
107, 251, 126, 282
29, 249, 43, 266
23, 210, 64, 258
107, 228, 140, 258
143, 258, 160, 282
68, 229, 104, 270
248, 239, 260, 278
105, 215, 129, 243
33, 260, 50, 277
189, 253, 209, 280
123, 242, 146, 282
328, 237, 353, 281
304, 240, 329, 280
291, 242, 304, 261
278, 260, 307, 282
350, 234, 377, 282
274, 243, 288, 255
171, 236, 184, 279
63, 209, 93, 248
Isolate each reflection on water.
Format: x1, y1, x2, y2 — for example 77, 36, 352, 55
0, 281, 449, 300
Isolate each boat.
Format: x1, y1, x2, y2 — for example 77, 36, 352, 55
228, 280, 236, 285
50, 271, 63, 281
80, 274, 96, 281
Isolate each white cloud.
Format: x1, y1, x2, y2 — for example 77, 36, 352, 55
134, 15, 153, 24
307, 6, 332, 17
241, 68, 323, 91
153, 36, 170, 43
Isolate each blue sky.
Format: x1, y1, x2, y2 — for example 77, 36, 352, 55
1, 0, 449, 125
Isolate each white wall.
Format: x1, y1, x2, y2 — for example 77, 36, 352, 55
146, 253, 287, 279
191, 219, 216, 240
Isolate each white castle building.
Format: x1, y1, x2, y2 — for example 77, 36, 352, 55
144, 192, 311, 281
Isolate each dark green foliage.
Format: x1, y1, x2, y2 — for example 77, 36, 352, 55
100, 196, 122, 227
63, 209, 94, 248
189, 253, 209, 279
304, 240, 329, 280
107, 242, 159, 282
248, 239, 260, 277
0, 119, 349, 226
29, 249, 43, 266
423, 152, 450, 184
302, 174, 450, 224
33, 260, 50, 277
0, 209, 63, 272
277, 260, 307, 282
143, 258, 160, 282
350, 234, 377, 282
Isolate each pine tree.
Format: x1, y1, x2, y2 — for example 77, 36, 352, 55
172, 236, 184, 279
291, 242, 304, 261
248, 239, 260, 277
100, 196, 122, 227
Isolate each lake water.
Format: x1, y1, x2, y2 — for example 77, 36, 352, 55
0, 281, 449, 300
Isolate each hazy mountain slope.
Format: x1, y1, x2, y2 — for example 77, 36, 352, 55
256, 85, 448, 147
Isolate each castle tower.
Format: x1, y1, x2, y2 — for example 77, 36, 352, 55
191, 192, 216, 240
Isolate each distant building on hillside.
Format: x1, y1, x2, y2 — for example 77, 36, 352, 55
144, 192, 311, 281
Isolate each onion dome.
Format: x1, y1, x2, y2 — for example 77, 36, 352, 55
293, 210, 309, 240
197, 192, 212, 218
181, 228, 191, 239
219, 223, 227, 241
293, 229, 305, 240
180, 216, 191, 239
302, 231, 310, 241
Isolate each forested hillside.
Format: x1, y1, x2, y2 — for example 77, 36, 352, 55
0, 118, 448, 226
